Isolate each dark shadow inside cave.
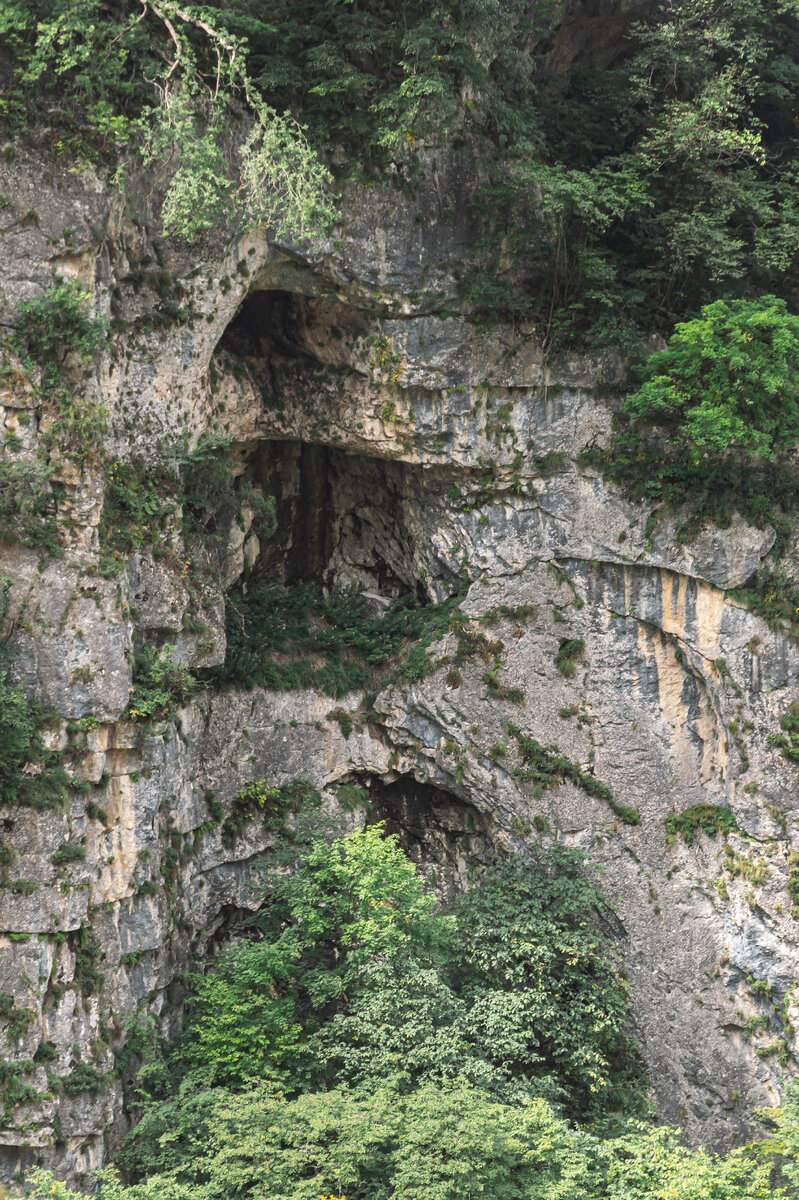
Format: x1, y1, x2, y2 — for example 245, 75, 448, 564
363, 774, 497, 901
246, 439, 432, 600
217, 288, 461, 603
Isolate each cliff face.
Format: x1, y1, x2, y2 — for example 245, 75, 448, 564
0, 141, 797, 1185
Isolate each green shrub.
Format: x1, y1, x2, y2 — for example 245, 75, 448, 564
220, 778, 321, 848
0, 459, 60, 553
72, 925, 104, 996
178, 436, 277, 547
665, 804, 740, 845
590, 299, 799, 542
60, 1064, 105, 1096
99, 440, 276, 576
0, 1057, 36, 1121
623, 298, 799, 460
505, 723, 639, 824
554, 637, 584, 679
14, 280, 108, 466
0, 992, 35, 1044
14, 280, 107, 375
98, 456, 180, 575
51, 842, 86, 867
731, 570, 799, 640
768, 703, 799, 763
0, 580, 72, 811
206, 582, 464, 699
127, 644, 197, 724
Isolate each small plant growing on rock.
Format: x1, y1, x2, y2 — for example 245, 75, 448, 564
0, 579, 72, 810
14, 280, 107, 374
14, 279, 108, 466
554, 638, 584, 678
127, 644, 197, 724
60, 1064, 106, 1096
51, 842, 86, 867
664, 804, 740, 846
0, 992, 35, 1044
769, 702, 799, 763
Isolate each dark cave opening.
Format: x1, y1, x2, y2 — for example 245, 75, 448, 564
363, 774, 497, 901
246, 438, 430, 600
217, 288, 460, 603
219, 286, 370, 365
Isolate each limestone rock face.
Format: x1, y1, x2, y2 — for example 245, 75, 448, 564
0, 139, 798, 1187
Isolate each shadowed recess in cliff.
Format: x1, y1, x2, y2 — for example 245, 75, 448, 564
247, 439, 426, 596
358, 773, 496, 901
216, 287, 467, 597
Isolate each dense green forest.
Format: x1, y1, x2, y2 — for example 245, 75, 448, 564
25, 828, 799, 1198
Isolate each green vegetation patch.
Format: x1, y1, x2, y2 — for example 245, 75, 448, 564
205, 582, 465, 699
0, 281, 108, 556
21, 827, 799, 1199
14, 279, 108, 467
0, 579, 72, 811
587, 297, 799, 546
118, 828, 644, 1181
127, 644, 197, 724
72, 925, 104, 997
220, 779, 322, 849
505, 723, 639, 825
60, 1064, 106, 1097
768, 703, 799, 763
0, 993, 35, 1045
665, 804, 740, 846
554, 637, 585, 679
0, 1057, 36, 1124
51, 842, 86, 868
99, 434, 276, 578
0, 458, 61, 555
730, 572, 799, 641
1, 3, 333, 245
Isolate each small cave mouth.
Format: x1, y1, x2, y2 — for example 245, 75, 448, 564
219, 287, 369, 365
359, 774, 498, 901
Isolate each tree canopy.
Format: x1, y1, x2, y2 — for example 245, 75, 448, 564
22, 826, 799, 1200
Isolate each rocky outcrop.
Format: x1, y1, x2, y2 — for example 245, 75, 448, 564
0, 135, 797, 1187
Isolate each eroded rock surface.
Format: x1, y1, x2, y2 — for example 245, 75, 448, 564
0, 142, 797, 1186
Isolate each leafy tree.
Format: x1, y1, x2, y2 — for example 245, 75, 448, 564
26, 1085, 787, 1200
6, 1, 799, 338
118, 827, 644, 1184
622, 297, 799, 458
1, 1, 334, 243
27, 829, 799, 1198
450, 854, 644, 1114
587, 295, 799, 544
466, 0, 799, 344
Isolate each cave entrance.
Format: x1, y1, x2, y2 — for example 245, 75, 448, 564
247, 438, 429, 599
217, 287, 456, 602
364, 774, 497, 901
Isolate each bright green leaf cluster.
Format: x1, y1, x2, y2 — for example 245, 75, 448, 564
623, 297, 799, 459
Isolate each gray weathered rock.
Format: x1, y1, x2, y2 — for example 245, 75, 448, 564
0, 142, 797, 1187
